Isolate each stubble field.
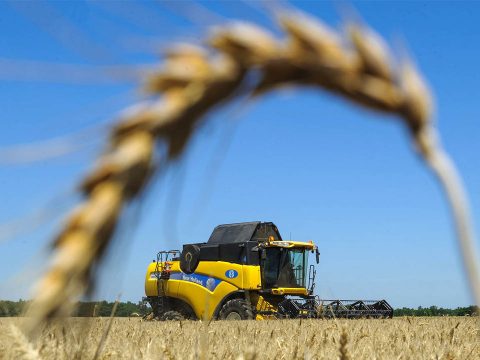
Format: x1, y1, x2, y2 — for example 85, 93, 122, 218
0, 317, 478, 359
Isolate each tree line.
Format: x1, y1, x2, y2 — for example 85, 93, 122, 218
0, 300, 147, 317
393, 305, 478, 317
0, 300, 478, 317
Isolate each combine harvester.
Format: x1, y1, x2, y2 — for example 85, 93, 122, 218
144, 222, 393, 320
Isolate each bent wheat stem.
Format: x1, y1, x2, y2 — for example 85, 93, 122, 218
419, 129, 480, 306
24, 9, 479, 334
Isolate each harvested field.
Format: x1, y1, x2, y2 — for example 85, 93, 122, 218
0, 317, 478, 359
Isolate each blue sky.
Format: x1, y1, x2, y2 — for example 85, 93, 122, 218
0, 1, 479, 308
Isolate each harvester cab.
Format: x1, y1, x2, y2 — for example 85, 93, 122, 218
258, 237, 319, 295
144, 222, 393, 320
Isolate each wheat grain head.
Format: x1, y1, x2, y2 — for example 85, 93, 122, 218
23, 9, 479, 334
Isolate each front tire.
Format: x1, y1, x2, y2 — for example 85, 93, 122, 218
219, 299, 254, 320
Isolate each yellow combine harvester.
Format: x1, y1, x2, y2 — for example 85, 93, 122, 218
144, 222, 393, 320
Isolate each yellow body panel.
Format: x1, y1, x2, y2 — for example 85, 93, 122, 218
145, 260, 264, 320
271, 288, 309, 296
176, 279, 237, 319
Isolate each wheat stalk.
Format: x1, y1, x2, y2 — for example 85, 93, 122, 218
24, 9, 480, 333
6, 324, 41, 360
339, 330, 350, 360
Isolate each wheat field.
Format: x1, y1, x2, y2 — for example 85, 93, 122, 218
0, 317, 478, 359
1, 3, 479, 359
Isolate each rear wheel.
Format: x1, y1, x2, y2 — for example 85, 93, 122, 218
160, 310, 185, 321
219, 299, 254, 320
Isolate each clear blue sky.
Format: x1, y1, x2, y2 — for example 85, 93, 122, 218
0, 1, 479, 309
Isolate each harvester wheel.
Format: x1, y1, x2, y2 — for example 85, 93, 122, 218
160, 310, 185, 321
219, 299, 253, 320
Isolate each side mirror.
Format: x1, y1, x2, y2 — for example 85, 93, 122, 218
315, 249, 320, 264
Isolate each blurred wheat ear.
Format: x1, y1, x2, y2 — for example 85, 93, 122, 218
24, 8, 479, 334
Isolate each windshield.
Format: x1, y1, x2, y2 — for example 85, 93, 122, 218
262, 248, 308, 288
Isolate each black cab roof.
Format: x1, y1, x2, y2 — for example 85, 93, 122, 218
207, 221, 282, 244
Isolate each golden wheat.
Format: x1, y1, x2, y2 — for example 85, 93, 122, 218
1, 317, 479, 360
23, 8, 479, 334
2, 323, 40, 360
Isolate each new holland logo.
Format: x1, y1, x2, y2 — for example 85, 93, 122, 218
169, 272, 221, 291
225, 269, 238, 279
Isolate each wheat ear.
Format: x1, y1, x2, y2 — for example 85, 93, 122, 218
24, 10, 479, 333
